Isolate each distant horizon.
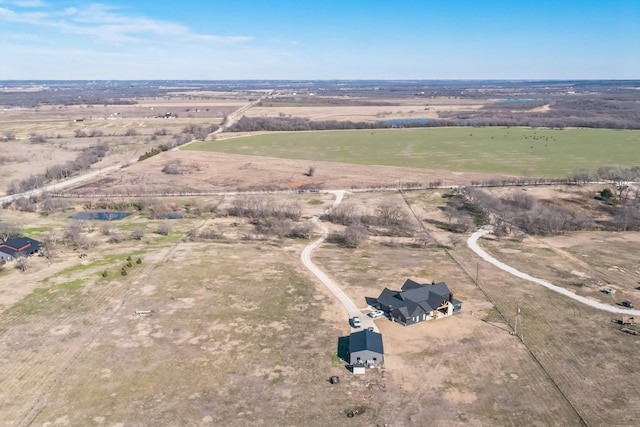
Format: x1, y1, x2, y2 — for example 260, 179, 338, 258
1, 1, 638, 80
2, 79, 640, 83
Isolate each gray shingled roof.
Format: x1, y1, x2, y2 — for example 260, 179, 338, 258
378, 279, 454, 315
349, 330, 384, 354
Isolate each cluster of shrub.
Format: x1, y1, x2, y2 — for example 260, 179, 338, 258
139, 124, 215, 162
226, 196, 313, 239
320, 199, 421, 248
6, 142, 109, 195
138, 144, 169, 161
451, 166, 640, 236
228, 115, 390, 132
456, 188, 593, 236
73, 128, 139, 138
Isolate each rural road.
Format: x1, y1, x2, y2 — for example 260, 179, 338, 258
0, 162, 131, 206
468, 228, 640, 316
301, 191, 379, 333
2, 93, 272, 205
209, 91, 271, 137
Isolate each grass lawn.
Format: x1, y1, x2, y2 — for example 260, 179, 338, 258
184, 127, 640, 177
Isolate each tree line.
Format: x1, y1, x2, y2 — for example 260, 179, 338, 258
6, 142, 109, 195
227, 113, 640, 133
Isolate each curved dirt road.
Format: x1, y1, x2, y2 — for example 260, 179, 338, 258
301, 191, 379, 332
468, 228, 640, 315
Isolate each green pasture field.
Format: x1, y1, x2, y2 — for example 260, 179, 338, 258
184, 127, 640, 177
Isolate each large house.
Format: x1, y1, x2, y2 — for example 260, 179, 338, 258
377, 279, 462, 326
349, 329, 384, 368
0, 237, 41, 262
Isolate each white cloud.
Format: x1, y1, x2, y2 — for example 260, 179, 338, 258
0, 2, 252, 45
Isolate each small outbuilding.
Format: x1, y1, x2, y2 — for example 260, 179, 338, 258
349, 329, 384, 368
0, 237, 41, 262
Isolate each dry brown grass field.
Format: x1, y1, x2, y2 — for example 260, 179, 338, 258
1, 94, 639, 426
0, 96, 245, 196
247, 97, 487, 122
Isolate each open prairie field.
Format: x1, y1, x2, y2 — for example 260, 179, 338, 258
0, 97, 240, 196
1, 188, 639, 426
190, 127, 640, 177
247, 96, 486, 122
2, 81, 640, 426
66, 148, 501, 196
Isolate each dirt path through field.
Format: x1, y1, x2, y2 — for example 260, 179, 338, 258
468, 228, 640, 315
301, 191, 378, 332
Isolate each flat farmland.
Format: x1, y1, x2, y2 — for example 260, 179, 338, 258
0, 97, 240, 196
190, 127, 640, 177
246, 97, 486, 122
0, 195, 587, 427
460, 231, 640, 426
3, 81, 640, 426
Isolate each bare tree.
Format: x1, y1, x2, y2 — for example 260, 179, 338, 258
343, 222, 369, 248
41, 193, 70, 214
598, 166, 639, 201
29, 133, 46, 143
162, 159, 188, 175
0, 222, 21, 241
568, 169, 591, 185
376, 200, 404, 226
130, 227, 146, 240
140, 197, 170, 219
505, 191, 536, 210
39, 240, 56, 260
323, 203, 358, 225
414, 231, 434, 248
63, 220, 86, 247
15, 197, 38, 212
155, 222, 172, 235
99, 222, 114, 236
197, 226, 225, 240
456, 214, 475, 232
15, 251, 29, 271
286, 222, 315, 240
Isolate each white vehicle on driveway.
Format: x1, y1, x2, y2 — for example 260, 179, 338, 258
351, 316, 361, 328
368, 310, 384, 318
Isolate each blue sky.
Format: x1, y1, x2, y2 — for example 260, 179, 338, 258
0, 0, 638, 80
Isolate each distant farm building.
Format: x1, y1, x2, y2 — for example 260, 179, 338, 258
377, 279, 462, 326
0, 237, 41, 262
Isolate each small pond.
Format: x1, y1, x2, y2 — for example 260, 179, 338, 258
69, 212, 132, 221
383, 118, 431, 127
